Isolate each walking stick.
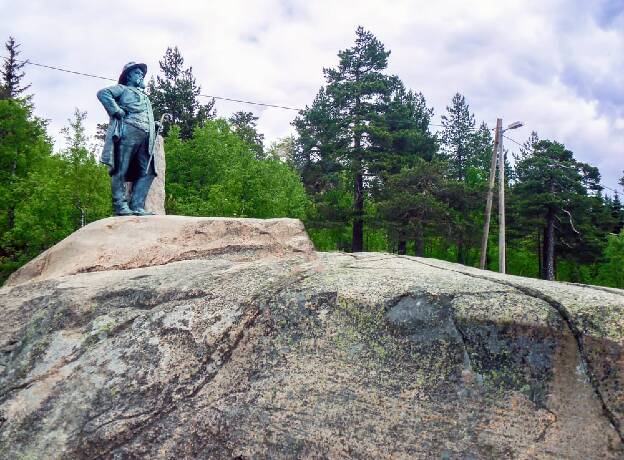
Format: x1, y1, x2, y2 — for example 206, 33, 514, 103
146, 113, 172, 173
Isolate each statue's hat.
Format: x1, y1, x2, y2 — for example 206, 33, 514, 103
118, 62, 147, 84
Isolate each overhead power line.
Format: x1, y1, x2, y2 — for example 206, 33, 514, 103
4, 56, 498, 129
7, 57, 303, 111
4, 57, 621, 194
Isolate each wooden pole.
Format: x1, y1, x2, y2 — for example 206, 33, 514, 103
479, 118, 502, 270
498, 123, 506, 274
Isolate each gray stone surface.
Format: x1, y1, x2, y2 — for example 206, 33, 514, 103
1, 218, 623, 459
144, 135, 166, 215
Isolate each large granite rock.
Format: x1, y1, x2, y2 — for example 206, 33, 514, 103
1, 217, 623, 459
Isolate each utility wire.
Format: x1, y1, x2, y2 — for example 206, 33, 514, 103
7, 57, 303, 111
8, 55, 621, 194
5, 56, 494, 129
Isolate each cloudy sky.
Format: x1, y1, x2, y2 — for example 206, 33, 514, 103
2, 0, 623, 191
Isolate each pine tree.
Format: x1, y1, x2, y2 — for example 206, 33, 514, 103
377, 158, 449, 256
294, 27, 395, 251
0, 37, 31, 100
515, 131, 539, 162
513, 140, 605, 280
147, 46, 215, 139
368, 83, 438, 253
228, 111, 265, 159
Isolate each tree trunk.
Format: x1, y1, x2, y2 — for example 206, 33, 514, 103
397, 240, 406, 255
352, 169, 364, 252
537, 229, 542, 278
8, 155, 17, 230
414, 234, 425, 257
352, 118, 364, 252
543, 211, 555, 280
457, 238, 466, 265
7, 208, 14, 230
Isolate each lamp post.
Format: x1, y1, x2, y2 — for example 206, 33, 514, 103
481, 120, 523, 272
498, 121, 523, 274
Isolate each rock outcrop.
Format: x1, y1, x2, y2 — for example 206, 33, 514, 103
1, 216, 623, 459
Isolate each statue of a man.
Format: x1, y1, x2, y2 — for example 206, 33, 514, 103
97, 62, 158, 216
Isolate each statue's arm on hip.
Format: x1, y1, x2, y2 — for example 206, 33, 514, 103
97, 84, 126, 119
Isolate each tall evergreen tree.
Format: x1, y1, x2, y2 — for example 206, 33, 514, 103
610, 192, 624, 234
368, 84, 438, 253
513, 140, 605, 280
439, 93, 492, 264
147, 46, 215, 139
440, 93, 475, 182
0, 37, 30, 100
228, 111, 265, 159
294, 27, 396, 251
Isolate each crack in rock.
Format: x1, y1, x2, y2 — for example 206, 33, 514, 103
88, 269, 315, 459
400, 256, 624, 444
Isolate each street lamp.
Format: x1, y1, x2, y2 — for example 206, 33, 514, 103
498, 120, 523, 274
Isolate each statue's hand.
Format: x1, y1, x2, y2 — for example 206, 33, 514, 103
113, 108, 126, 119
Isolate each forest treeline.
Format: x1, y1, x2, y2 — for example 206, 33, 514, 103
1, 31, 623, 287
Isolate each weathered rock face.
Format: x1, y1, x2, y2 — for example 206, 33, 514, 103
1, 217, 623, 459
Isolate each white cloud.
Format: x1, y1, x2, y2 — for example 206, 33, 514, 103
1, 0, 622, 190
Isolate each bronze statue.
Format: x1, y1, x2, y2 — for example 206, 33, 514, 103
97, 62, 159, 216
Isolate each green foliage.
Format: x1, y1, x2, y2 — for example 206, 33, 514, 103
0, 105, 110, 282
165, 120, 308, 219
596, 231, 624, 288
440, 93, 491, 182
377, 159, 450, 254
228, 111, 265, 159
1, 35, 621, 290
0, 99, 52, 271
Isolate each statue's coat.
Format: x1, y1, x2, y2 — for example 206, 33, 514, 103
97, 84, 156, 181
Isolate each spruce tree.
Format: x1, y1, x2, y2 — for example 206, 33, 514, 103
440, 93, 475, 182
611, 192, 624, 234
439, 93, 492, 264
147, 46, 215, 139
0, 37, 30, 100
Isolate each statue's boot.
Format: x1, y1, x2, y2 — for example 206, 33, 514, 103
114, 201, 134, 216
130, 174, 156, 216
